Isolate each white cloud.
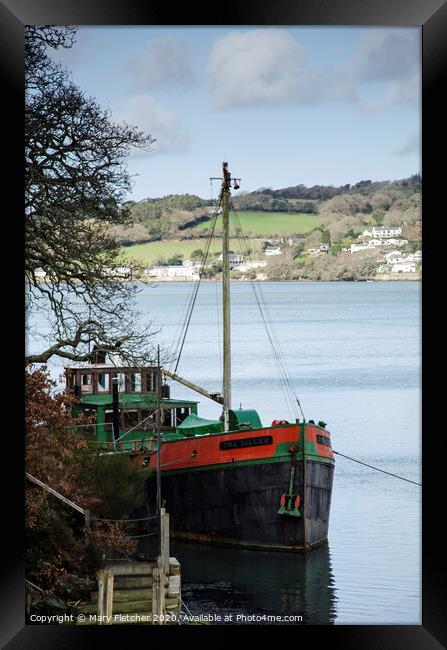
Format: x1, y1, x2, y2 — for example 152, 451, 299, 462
115, 94, 189, 156
130, 37, 196, 90
393, 133, 420, 156
205, 29, 320, 109
343, 29, 420, 111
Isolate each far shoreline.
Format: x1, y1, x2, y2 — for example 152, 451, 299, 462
137, 274, 421, 284
32, 274, 421, 285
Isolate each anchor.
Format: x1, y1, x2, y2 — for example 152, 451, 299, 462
278, 444, 302, 518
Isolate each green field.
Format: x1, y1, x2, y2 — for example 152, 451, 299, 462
193, 211, 319, 236
122, 239, 255, 265
122, 211, 319, 264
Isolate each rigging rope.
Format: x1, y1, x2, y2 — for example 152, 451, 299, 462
229, 204, 306, 421
215, 274, 222, 380
172, 196, 222, 374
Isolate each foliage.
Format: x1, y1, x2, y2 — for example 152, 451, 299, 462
80, 455, 148, 519
320, 229, 331, 244
25, 367, 144, 595
372, 210, 385, 226
329, 243, 343, 256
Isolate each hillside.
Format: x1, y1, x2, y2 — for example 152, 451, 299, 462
119, 175, 421, 279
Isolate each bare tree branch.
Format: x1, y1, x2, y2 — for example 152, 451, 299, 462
25, 26, 158, 365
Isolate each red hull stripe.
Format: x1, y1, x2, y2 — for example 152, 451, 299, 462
147, 425, 333, 472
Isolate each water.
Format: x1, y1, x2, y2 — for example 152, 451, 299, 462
28, 280, 421, 624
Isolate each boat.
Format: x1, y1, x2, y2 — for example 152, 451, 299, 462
66, 162, 334, 552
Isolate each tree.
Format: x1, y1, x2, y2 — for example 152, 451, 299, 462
166, 253, 184, 266
321, 229, 331, 244
372, 210, 385, 226
25, 27, 157, 365
26, 367, 147, 595
191, 249, 205, 260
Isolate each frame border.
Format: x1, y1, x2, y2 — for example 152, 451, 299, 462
3, 0, 445, 647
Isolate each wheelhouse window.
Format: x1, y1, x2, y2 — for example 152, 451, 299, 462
146, 371, 157, 393
124, 410, 139, 430
130, 372, 142, 392
316, 434, 331, 448
97, 373, 110, 393
162, 408, 173, 428
175, 407, 191, 425
81, 373, 93, 394
141, 409, 157, 430
112, 372, 126, 393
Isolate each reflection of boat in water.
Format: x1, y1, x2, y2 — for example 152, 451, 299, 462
67, 162, 334, 551
140, 537, 337, 624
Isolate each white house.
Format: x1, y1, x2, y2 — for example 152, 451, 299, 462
350, 243, 370, 253
385, 251, 405, 263
360, 229, 373, 238
218, 253, 244, 266
108, 266, 132, 278
391, 262, 416, 273
319, 244, 329, 253
146, 260, 202, 279
264, 246, 282, 256
237, 260, 267, 272
387, 238, 408, 247
147, 266, 201, 279
372, 226, 402, 238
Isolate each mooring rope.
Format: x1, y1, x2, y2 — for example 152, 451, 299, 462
333, 450, 421, 486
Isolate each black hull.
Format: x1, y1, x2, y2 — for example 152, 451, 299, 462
145, 459, 334, 551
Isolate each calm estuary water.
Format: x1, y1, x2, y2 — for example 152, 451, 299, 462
29, 280, 421, 624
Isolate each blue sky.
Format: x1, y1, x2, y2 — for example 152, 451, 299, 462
52, 26, 421, 200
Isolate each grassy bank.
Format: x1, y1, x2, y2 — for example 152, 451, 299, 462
122, 238, 263, 265
193, 211, 319, 236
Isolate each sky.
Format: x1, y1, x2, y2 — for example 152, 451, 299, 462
51, 26, 421, 201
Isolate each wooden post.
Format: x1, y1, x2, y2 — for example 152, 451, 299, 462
97, 569, 105, 623
104, 570, 114, 624
84, 509, 91, 547
156, 349, 162, 516
302, 421, 308, 550
159, 508, 170, 575
152, 567, 165, 625
112, 377, 120, 444
26, 591, 32, 618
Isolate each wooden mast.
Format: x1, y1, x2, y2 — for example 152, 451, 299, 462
221, 162, 231, 432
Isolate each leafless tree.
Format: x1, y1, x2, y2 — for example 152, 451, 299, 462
25, 26, 159, 365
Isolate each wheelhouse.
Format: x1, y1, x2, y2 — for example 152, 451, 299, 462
65, 364, 198, 452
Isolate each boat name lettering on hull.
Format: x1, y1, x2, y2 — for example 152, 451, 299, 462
220, 435, 273, 451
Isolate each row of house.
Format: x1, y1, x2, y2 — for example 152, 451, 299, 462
361, 226, 402, 239
377, 250, 422, 274
147, 256, 267, 279
350, 224, 409, 254
350, 238, 408, 253
147, 259, 202, 279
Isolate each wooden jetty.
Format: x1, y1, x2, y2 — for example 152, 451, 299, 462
77, 558, 181, 625
76, 508, 181, 625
